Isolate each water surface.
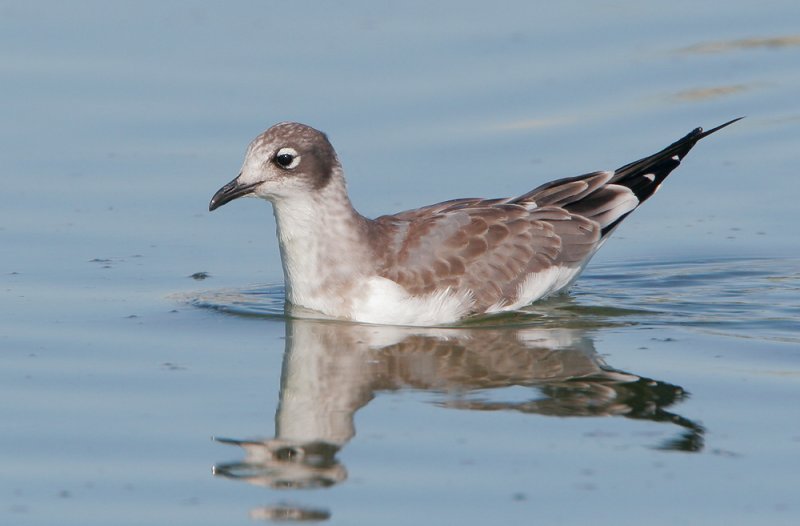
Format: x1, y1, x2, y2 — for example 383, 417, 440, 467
2, 1, 799, 525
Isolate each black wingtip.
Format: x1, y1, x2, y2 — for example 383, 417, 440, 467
697, 117, 744, 140
610, 116, 742, 195
670, 117, 743, 161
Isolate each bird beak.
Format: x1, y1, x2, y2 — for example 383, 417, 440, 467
209, 174, 260, 211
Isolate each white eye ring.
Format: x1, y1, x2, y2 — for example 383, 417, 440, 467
275, 147, 301, 169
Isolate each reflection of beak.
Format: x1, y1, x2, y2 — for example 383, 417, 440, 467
209, 174, 260, 211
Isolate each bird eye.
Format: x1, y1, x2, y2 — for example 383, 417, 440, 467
276, 153, 293, 167
274, 147, 300, 169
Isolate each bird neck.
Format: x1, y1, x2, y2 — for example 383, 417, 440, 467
270, 171, 373, 313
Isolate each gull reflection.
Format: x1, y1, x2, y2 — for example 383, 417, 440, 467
214, 317, 703, 497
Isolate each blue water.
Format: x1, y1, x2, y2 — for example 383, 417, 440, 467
2, 1, 799, 524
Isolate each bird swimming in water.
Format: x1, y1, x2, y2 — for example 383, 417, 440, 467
210, 118, 740, 326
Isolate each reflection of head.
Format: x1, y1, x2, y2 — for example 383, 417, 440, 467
214, 319, 702, 490
213, 437, 346, 489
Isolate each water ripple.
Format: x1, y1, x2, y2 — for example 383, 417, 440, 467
577, 257, 800, 343
188, 284, 287, 319
186, 258, 800, 342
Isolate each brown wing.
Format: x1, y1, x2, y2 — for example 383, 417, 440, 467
373, 201, 601, 311
370, 119, 742, 312
388, 196, 512, 221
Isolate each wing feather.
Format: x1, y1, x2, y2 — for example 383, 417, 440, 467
375, 204, 600, 312
369, 119, 741, 314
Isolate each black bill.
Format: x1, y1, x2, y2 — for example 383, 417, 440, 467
209, 175, 260, 211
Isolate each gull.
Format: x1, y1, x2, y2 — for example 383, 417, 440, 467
209, 118, 740, 326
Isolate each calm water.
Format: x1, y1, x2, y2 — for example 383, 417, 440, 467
2, 1, 800, 525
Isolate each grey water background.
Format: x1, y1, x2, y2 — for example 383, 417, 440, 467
2, 1, 800, 524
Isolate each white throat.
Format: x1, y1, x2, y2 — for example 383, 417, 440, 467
269, 173, 372, 317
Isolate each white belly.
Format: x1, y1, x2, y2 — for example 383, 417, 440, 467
347, 277, 474, 326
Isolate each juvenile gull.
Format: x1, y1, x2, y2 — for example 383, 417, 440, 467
210, 118, 740, 326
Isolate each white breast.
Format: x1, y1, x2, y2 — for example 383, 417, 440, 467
348, 277, 475, 326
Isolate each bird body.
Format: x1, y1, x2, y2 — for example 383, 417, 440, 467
210, 119, 739, 326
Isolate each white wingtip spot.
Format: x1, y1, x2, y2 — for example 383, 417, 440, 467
643, 173, 656, 182
671, 155, 680, 161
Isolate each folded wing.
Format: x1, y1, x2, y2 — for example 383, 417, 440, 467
374, 119, 741, 313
